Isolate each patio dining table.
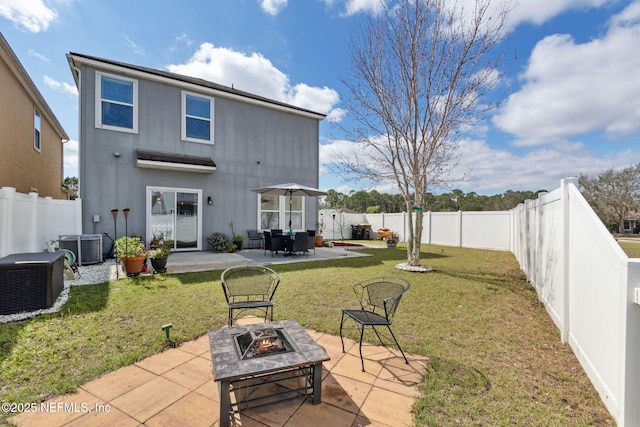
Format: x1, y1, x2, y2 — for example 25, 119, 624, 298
279, 234, 295, 255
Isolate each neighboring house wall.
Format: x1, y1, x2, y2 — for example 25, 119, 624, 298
68, 53, 324, 250
622, 215, 639, 233
0, 33, 68, 199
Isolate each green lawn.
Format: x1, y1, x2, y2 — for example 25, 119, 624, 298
0, 245, 614, 426
619, 240, 640, 258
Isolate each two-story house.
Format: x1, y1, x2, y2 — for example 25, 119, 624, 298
0, 32, 69, 199
66, 53, 326, 251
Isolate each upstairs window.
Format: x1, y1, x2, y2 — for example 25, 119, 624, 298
95, 71, 138, 133
182, 91, 214, 143
34, 108, 41, 152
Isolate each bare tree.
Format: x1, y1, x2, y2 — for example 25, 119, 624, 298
579, 165, 640, 233
335, 0, 511, 267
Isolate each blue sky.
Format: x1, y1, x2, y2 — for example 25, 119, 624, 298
2, 0, 640, 195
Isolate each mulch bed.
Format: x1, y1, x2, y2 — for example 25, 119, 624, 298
330, 242, 365, 247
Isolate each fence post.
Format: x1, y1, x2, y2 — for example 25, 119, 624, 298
622, 259, 640, 426
26, 192, 39, 253
457, 210, 463, 247
41, 196, 53, 246
73, 198, 83, 234
0, 187, 16, 258
424, 211, 431, 244
560, 177, 578, 343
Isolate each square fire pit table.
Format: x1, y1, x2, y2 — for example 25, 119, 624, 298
209, 320, 330, 426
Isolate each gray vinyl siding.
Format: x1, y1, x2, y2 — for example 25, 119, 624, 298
78, 63, 321, 245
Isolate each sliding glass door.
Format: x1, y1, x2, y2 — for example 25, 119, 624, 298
147, 187, 202, 251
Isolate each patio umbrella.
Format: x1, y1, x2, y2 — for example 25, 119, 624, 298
251, 182, 327, 233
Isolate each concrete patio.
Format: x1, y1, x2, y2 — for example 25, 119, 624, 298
9, 316, 428, 427
163, 245, 373, 274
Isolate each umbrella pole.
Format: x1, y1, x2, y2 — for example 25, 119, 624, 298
288, 190, 293, 234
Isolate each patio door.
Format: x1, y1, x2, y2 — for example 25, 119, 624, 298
147, 187, 202, 251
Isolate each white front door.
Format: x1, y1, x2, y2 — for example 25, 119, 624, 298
146, 187, 202, 251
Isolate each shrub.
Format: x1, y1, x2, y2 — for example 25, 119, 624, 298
207, 232, 229, 252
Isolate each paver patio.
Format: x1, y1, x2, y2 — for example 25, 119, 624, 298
9, 316, 428, 426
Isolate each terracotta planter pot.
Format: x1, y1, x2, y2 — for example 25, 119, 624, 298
120, 255, 146, 276
315, 235, 324, 247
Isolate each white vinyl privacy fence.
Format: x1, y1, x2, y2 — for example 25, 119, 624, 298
319, 209, 511, 251
0, 187, 82, 258
512, 178, 640, 426
322, 178, 640, 425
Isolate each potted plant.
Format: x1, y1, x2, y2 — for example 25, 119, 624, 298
385, 231, 400, 248
315, 220, 325, 247
208, 232, 229, 252
114, 236, 146, 275
147, 234, 171, 273
228, 221, 244, 251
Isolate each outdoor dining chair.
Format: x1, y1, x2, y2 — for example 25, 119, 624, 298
263, 231, 285, 257
340, 276, 411, 371
306, 229, 316, 254
220, 265, 281, 326
291, 231, 308, 256
246, 229, 263, 249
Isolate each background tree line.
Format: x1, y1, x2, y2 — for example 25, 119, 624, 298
579, 164, 640, 233
320, 188, 546, 213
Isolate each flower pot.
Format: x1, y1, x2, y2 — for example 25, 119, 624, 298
386, 241, 398, 248
120, 255, 146, 276
315, 235, 324, 247
233, 240, 243, 251
150, 256, 168, 273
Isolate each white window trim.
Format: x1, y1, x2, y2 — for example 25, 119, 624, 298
258, 194, 306, 231
95, 70, 138, 133
181, 91, 214, 144
33, 108, 41, 152
145, 186, 203, 251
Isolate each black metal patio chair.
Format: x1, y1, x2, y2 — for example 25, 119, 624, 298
340, 276, 411, 371
220, 265, 280, 326
246, 229, 263, 249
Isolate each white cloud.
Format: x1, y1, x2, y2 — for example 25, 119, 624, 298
493, 1, 640, 145
175, 33, 194, 47
285, 83, 340, 115
124, 35, 145, 57
28, 48, 49, 61
63, 138, 78, 177
453, 139, 640, 193
326, 107, 347, 123
452, 0, 611, 31
43, 75, 78, 96
260, 0, 287, 15
319, 135, 640, 194
166, 43, 341, 118
0, 0, 57, 32
343, 0, 386, 16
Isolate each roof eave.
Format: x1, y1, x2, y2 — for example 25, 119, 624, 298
66, 52, 327, 121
